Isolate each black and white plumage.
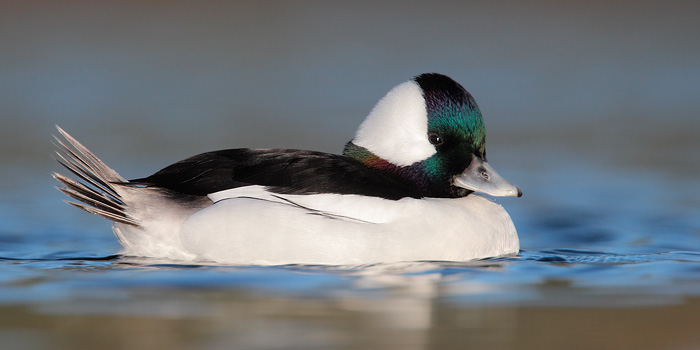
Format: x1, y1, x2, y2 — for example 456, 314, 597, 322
131, 149, 425, 200
53, 73, 522, 265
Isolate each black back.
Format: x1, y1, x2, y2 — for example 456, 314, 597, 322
132, 149, 423, 200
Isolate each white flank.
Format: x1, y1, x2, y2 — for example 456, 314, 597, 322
182, 186, 519, 265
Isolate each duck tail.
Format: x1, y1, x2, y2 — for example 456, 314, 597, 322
52, 126, 139, 226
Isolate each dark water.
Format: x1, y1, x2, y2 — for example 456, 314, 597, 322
2, 1, 700, 349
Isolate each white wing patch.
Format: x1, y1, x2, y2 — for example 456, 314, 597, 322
208, 185, 278, 203
352, 80, 436, 166
208, 185, 399, 224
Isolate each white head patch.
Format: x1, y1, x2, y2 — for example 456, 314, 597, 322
352, 80, 436, 166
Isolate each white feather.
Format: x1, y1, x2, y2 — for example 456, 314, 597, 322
352, 80, 436, 166
178, 186, 519, 265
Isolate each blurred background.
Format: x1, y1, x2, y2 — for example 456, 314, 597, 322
3, 1, 698, 174
1, 1, 699, 349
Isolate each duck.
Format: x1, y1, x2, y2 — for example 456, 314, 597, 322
53, 73, 522, 266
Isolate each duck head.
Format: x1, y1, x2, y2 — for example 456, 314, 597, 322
344, 73, 522, 198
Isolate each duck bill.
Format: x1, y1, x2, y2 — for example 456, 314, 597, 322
453, 157, 522, 197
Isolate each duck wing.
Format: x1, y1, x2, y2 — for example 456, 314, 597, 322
131, 149, 419, 200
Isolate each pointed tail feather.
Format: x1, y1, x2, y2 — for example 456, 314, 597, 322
53, 126, 139, 226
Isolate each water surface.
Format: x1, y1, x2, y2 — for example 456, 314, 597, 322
2, 152, 700, 349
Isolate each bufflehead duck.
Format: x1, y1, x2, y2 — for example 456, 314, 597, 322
53, 73, 522, 266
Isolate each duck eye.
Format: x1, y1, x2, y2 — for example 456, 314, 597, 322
428, 133, 443, 145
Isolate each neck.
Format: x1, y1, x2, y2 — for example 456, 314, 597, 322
343, 142, 470, 198
343, 142, 390, 168
342, 142, 434, 197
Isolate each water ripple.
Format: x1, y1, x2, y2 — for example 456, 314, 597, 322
520, 249, 700, 264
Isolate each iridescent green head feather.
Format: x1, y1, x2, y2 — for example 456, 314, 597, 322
418, 73, 486, 157
345, 73, 520, 198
